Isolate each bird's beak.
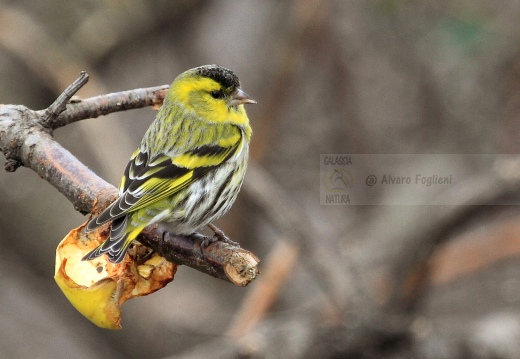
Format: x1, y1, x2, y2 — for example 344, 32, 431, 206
228, 88, 257, 107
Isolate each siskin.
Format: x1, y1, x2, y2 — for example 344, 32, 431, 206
83, 65, 256, 263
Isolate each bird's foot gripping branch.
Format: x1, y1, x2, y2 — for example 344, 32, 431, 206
0, 71, 260, 329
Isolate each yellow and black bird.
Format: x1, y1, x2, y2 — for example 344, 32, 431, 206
83, 65, 256, 263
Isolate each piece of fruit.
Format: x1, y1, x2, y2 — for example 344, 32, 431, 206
54, 223, 176, 329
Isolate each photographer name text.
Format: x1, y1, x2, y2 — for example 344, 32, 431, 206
376, 174, 452, 186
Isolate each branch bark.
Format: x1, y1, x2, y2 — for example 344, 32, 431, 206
0, 72, 259, 286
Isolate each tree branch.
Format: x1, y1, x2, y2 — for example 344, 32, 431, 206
37, 84, 170, 130
0, 72, 259, 286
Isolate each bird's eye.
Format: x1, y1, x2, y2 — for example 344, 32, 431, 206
210, 90, 225, 100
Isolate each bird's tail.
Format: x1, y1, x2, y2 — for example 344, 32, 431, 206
82, 216, 144, 264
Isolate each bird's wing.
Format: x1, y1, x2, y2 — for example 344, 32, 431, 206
86, 129, 242, 231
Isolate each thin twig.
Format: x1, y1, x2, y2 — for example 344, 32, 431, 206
41, 71, 89, 127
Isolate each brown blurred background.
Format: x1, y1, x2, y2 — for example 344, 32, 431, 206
2, 1, 520, 358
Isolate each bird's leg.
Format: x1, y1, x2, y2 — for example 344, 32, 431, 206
207, 223, 239, 247
189, 225, 239, 248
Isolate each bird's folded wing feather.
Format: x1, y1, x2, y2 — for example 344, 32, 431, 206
86, 130, 242, 231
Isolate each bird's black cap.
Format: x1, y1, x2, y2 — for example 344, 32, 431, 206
195, 65, 240, 89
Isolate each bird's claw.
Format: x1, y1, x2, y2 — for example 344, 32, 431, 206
199, 233, 239, 247
200, 236, 215, 247
209, 224, 239, 246
190, 225, 240, 252
213, 232, 239, 246
193, 224, 240, 248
